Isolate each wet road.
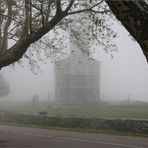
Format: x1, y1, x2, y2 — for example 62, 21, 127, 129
0, 125, 147, 148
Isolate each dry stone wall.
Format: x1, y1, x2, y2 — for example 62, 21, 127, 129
0, 113, 148, 135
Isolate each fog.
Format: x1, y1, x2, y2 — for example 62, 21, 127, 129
0, 21, 148, 104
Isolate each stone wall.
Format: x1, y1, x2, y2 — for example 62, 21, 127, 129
0, 113, 148, 134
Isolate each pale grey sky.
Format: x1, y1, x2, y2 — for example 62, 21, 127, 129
0, 19, 148, 102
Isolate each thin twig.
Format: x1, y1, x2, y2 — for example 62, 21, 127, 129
67, 0, 105, 15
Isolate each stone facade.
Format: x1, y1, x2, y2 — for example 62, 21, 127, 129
54, 52, 100, 103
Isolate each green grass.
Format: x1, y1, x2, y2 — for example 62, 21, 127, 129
1, 100, 148, 119
1, 101, 148, 137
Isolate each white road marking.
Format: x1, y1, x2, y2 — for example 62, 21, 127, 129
15, 132, 143, 148
58, 137, 143, 148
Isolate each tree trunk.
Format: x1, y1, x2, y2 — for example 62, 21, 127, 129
0, 0, 73, 69
106, 0, 148, 62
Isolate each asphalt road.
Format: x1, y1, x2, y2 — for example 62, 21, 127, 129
0, 125, 147, 148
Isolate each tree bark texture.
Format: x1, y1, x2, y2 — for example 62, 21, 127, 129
106, 0, 148, 62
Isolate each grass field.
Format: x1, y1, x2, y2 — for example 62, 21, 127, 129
1, 100, 148, 119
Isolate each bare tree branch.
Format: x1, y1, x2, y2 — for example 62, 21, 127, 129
0, 13, 27, 33
0, 8, 66, 69
64, 0, 75, 13
0, 0, 148, 70
0, 4, 2, 51
25, 0, 30, 34
29, 0, 32, 33
67, 0, 105, 15
45, 0, 51, 22
1, 0, 12, 50
40, 0, 45, 27
56, 0, 62, 16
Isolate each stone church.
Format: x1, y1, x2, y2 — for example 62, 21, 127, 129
54, 14, 101, 103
